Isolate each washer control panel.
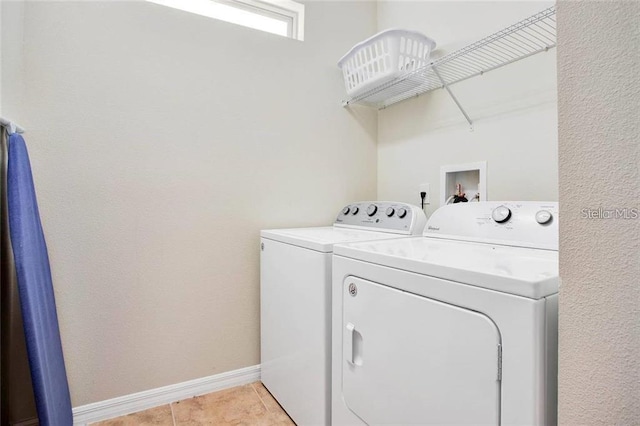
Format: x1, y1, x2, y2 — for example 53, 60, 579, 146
335, 202, 426, 235
425, 202, 559, 250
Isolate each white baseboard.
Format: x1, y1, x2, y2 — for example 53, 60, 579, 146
72, 364, 261, 425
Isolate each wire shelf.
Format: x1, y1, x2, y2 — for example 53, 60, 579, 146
342, 6, 557, 114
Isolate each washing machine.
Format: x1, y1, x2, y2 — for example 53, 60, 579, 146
261, 202, 426, 426
331, 201, 559, 426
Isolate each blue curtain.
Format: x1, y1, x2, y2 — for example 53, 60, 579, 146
7, 133, 73, 425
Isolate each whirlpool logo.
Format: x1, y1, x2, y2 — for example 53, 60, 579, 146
428, 226, 440, 231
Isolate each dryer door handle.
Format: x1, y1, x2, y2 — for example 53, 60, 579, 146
346, 323, 355, 365
345, 323, 363, 366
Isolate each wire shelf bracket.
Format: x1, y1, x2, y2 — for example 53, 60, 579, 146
341, 6, 557, 130
432, 65, 473, 130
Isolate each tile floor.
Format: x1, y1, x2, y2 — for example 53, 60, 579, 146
91, 382, 295, 426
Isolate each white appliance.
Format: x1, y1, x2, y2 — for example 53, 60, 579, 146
261, 202, 427, 426
331, 201, 559, 426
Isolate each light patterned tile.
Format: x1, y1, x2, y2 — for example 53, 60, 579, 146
251, 382, 295, 425
247, 411, 296, 426
172, 384, 267, 425
94, 382, 297, 426
90, 404, 174, 426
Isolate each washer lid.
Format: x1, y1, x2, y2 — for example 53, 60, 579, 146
261, 227, 408, 253
333, 237, 559, 299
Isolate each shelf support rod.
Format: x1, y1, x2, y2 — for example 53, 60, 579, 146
432, 66, 474, 131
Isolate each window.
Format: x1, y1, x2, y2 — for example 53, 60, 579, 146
147, 0, 305, 41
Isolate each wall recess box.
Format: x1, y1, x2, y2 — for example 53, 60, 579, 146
440, 161, 487, 206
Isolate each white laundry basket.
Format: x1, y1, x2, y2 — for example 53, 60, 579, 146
338, 29, 436, 100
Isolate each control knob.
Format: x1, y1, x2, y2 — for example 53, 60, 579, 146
351, 206, 359, 215
397, 208, 407, 218
366, 204, 378, 216
386, 207, 395, 217
492, 206, 512, 223
342, 206, 350, 215
535, 210, 553, 225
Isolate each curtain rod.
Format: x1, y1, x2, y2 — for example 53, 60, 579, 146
0, 116, 25, 134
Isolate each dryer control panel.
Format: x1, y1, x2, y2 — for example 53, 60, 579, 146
424, 201, 559, 250
335, 202, 426, 235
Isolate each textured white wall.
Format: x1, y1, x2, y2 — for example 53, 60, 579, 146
0, 0, 25, 119
10, 0, 377, 406
375, 1, 558, 215
557, 1, 640, 423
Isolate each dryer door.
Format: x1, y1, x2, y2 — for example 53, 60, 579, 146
341, 276, 501, 425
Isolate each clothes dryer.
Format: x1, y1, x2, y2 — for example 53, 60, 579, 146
331, 202, 559, 426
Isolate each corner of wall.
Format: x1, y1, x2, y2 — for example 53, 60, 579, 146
557, 1, 640, 423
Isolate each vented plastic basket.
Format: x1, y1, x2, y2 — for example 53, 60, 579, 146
338, 29, 436, 101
